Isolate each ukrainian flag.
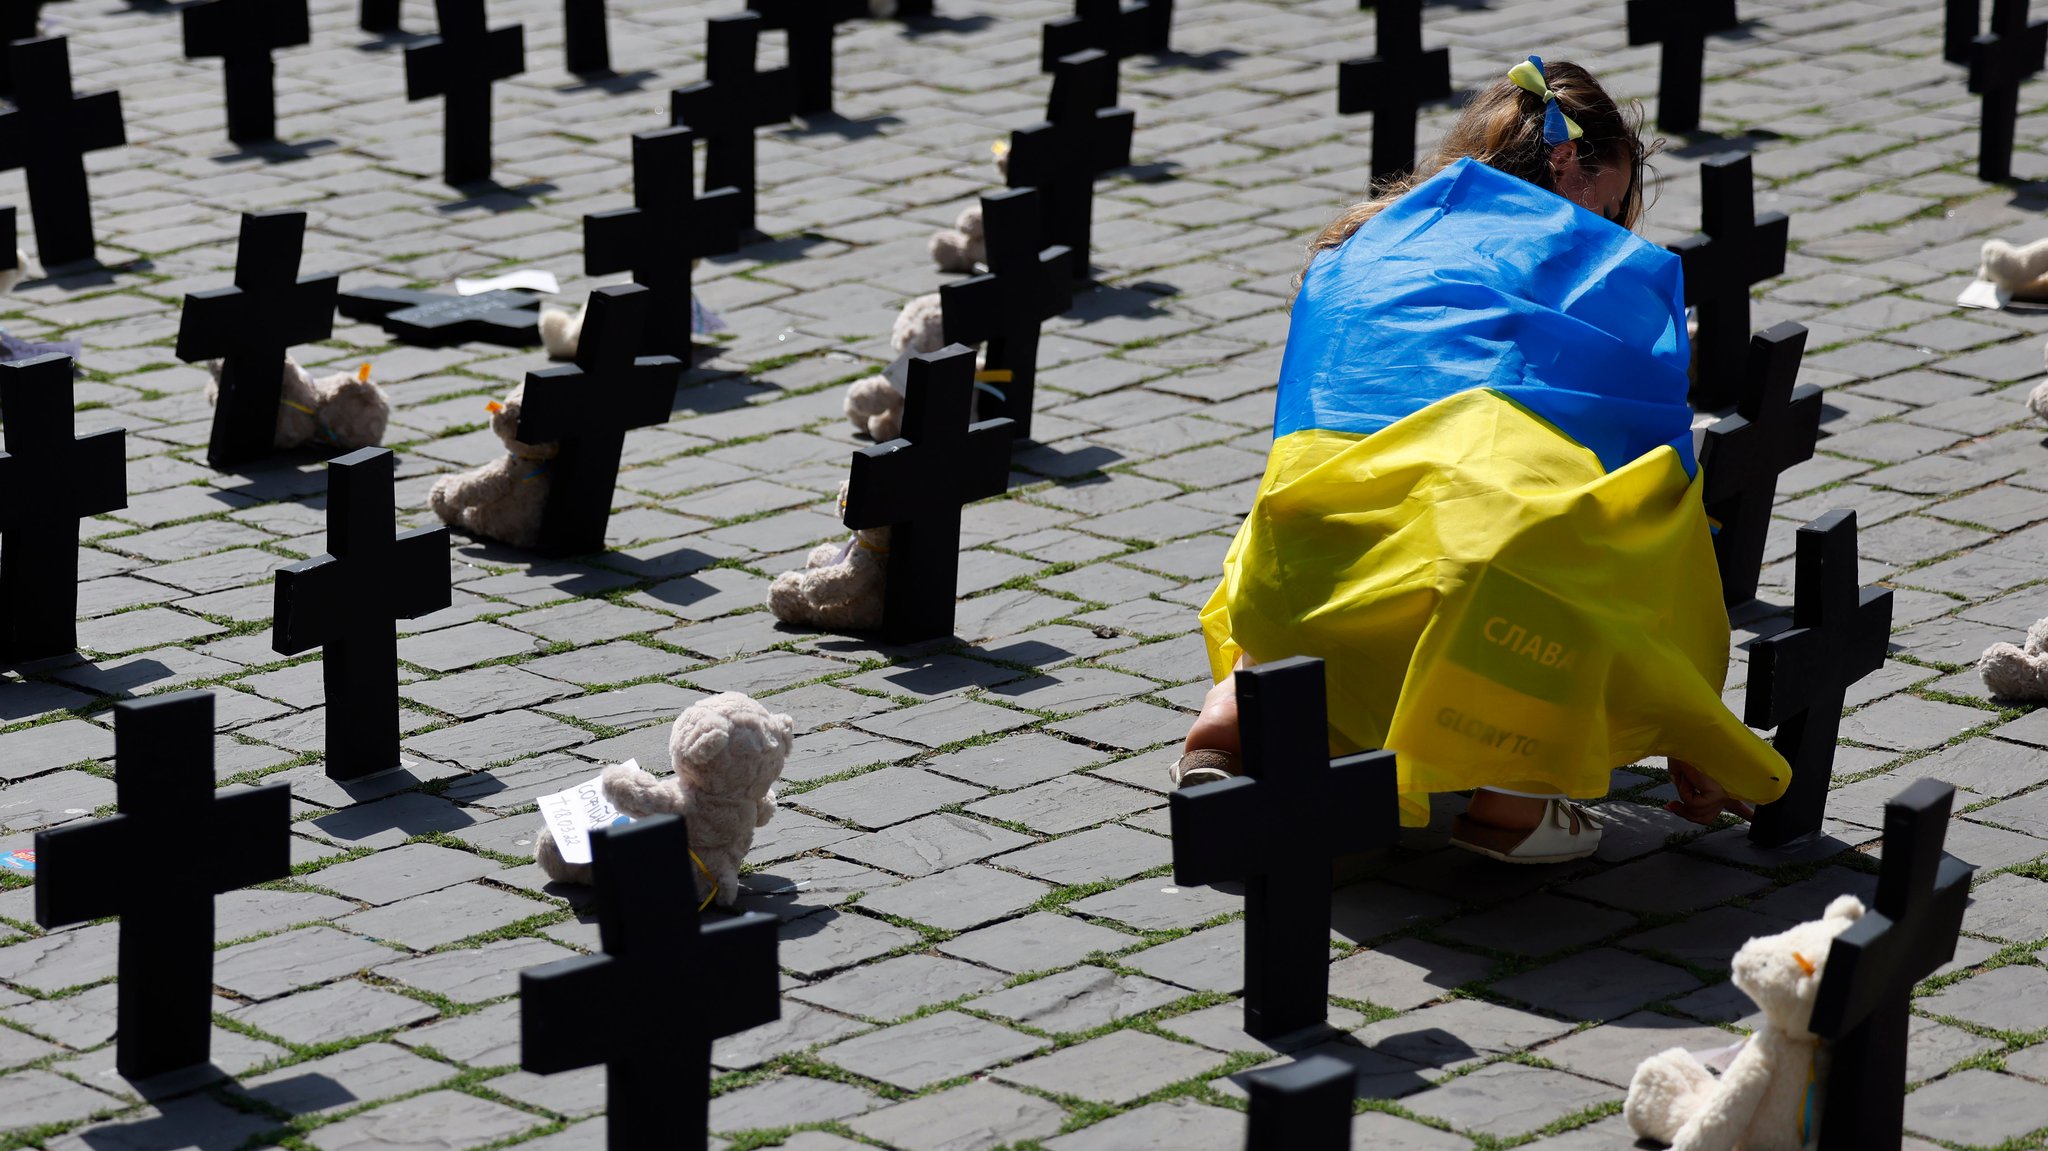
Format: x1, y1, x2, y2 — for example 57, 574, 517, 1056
1201, 158, 1789, 826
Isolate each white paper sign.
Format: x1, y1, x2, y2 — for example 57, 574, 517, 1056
455, 269, 561, 296
1957, 279, 2012, 311
537, 761, 638, 865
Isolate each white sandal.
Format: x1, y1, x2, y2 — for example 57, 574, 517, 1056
1169, 749, 1239, 789
1449, 799, 1604, 864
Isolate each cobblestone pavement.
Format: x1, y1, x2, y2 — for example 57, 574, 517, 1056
0, 0, 2046, 1147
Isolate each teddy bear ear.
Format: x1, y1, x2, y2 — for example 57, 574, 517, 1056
1825, 894, 1866, 922
776, 712, 796, 741
672, 709, 732, 767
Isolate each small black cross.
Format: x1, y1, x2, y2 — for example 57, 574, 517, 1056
405, 0, 525, 186
585, 126, 741, 360
1668, 151, 1787, 411
1039, 0, 1173, 72
1811, 777, 1972, 1151
939, 186, 1072, 444
181, 0, 310, 145
176, 211, 339, 471
34, 691, 290, 1080
1170, 656, 1399, 1039
670, 13, 795, 237
361, 0, 401, 33
1336, 0, 1453, 188
274, 447, 451, 781
1625, 0, 1738, 133
0, 0, 45, 94
1949, 0, 1982, 63
1700, 321, 1819, 608
518, 284, 681, 557
0, 37, 125, 267
0, 353, 123, 662
337, 287, 543, 348
1745, 509, 1893, 848
1969, 0, 2047, 182
1246, 1054, 1354, 1151
746, 0, 865, 116
842, 344, 1014, 643
564, 0, 611, 74
522, 813, 780, 1151
1007, 48, 1134, 282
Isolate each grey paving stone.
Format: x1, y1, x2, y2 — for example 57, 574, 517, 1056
1536, 1010, 1744, 1088
777, 909, 925, 977
0, 1068, 123, 1128
919, 732, 1109, 789
505, 599, 672, 645
992, 823, 1172, 884
965, 774, 1161, 834
1, 981, 120, 1048
229, 980, 438, 1047
1921, 964, 2048, 1031
519, 640, 694, 686
0, 767, 114, 832
1492, 947, 1703, 1021
403, 665, 585, 719
487, 1065, 605, 1117
214, 926, 405, 1000
0, 920, 122, 991
1161, 999, 1368, 1057
39, 1094, 283, 1151
304, 1089, 540, 1151
1327, 938, 1495, 1011
1909, 1015, 2002, 1084
780, 726, 921, 783
1840, 695, 1993, 751
707, 1074, 880, 1133
973, 966, 1187, 1034
853, 695, 1034, 747
373, 936, 578, 1003
1353, 998, 1577, 1078
234, 1043, 455, 1117
997, 1028, 1222, 1104
0, 722, 130, 780
1070, 876, 1243, 931
394, 999, 521, 1066
829, 812, 1035, 877
854, 864, 1049, 931
940, 911, 1134, 973
792, 766, 987, 829
845, 1080, 1067, 1151
1349, 1111, 1476, 1150
1042, 1099, 1244, 1151
1049, 700, 1194, 750
1902, 1069, 2048, 1147
395, 621, 546, 672
1435, 892, 1637, 958
819, 1010, 1050, 1091
712, 1001, 872, 1071
304, 792, 482, 850
1960, 872, 2048, 942
1401, 1062, 1622, 1138
1561, 853, 1770, 914
739, 856, 899, 921
790, 952, 1009, 1021
309, 842, 503, 904
0, 1019, 60, 1069
1617, 906, 1796, 973
403, 709, 592, 769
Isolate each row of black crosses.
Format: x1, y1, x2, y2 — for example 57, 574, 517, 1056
30, 685, 779, 1151
1171, 654, 1969, 1150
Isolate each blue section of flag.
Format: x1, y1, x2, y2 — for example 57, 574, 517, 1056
1273, 157, 1697, 477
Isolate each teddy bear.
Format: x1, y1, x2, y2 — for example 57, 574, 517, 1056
767, 481, 890, 631
203, 358, 390, 451
1978, 236, 2048, 298
929, 141, 1011, 273
844, 292, 946, 441
1979, 615, 2048, 700
427, 385, 556, 549
534, 693, 793, 908
1624, 894, 1866, 1151
538, 286, 725, 360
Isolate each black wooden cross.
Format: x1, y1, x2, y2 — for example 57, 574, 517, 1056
1745, 509, 1893, 849
1039, 0, 1174, 72
0, 353, 123, 662
1007, 48, 1134, 283
1811, 777, 1972, 1151
1669, 151, 1787, 411
361, 0, 401, 33
1700, 321, 1819, 608
0, 0, 44, 94
1625, 0, 1739, 133
176, 211, 339, 471
940, 186, 1072, 444
746, 0, 864, 116
518, 284, 681, 557
405, 0, 525, 186
35, 691, 290, 1080
181, 0, 310, 145
1246, 1054, 1354, 1151
585, 126, 741, 360
0, 37, 125, 267
1170, 656, 1400, 1039
274, 448, 451, 781
565, 0, 611, 74
1336, 0, 1452, 188
670, 13, 795, 238
1949, 0, 1983, 63
522, 813, 780, 1151
1969, 0, 2047, 182
843, 344, 1014, 643
337, 287, 542, 348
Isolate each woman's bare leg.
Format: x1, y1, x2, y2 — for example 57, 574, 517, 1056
1181, 673, 1244, 757
1464, 790, 1548, 831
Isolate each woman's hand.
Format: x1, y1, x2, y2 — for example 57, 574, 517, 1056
1665, 758, 1755, 825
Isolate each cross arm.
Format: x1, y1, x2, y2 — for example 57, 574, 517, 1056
181, 2, 234, 59
1170, 775, 1266, 886
272, 553, 339, 656
1091, 108, 1137, 175
33, 813, 132, 928
938, 274, 1000, 347
404, 39, 452, 100
0, 112, 22, 174
1747, 212, 1791, 284
174, 287, 245, 363
623, 358, 684, 429
206, 783, 292, 893
583, 206, 647, 279
1849, 586, 1894, 680
73, 90, 124, 153
1741, 623, 1820, 730
698, 912, 783, 1039
1807, 857, 1970, 1038
281, 274, 340, 348
483, 25, 525, 82
690, 186, 745, 260
1326, 750, 1401, 856
520, 954, 618, 1073
1036, 245, 1075, 319
393, 526, 454, 621
71, 428, 128, 520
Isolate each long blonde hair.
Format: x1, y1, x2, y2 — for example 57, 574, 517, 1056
1298, 61, 1655, 293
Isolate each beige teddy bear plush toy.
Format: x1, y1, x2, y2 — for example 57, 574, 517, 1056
427, 385, 557, 549
1979, 616, 2048, 700
1979, 237, 2048, 297
2027, 343, 2048, 425
1625, 894, 1866, 1151
534, 693, 793, 907
767, 481, 890, 631
204, 359, 390, 451
844, 292, 947, 441
929, 141, 1011, 273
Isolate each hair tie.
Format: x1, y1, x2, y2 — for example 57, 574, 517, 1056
1507, 55, 1583, 146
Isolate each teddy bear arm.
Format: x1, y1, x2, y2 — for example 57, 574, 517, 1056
434, 459, 520, 512
1668, 1044, 1775, 1151
797, 560, 871, 606
600, 762, 676, 818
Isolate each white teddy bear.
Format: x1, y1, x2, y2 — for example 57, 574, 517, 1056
1625, 894, 1866, 1151
929, 141, 1011, 273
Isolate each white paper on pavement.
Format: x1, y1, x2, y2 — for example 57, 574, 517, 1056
536, 760, 637, 865
455, 269, 562, 296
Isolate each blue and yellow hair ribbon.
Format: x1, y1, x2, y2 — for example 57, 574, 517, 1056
1508, 55, 1583, 146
